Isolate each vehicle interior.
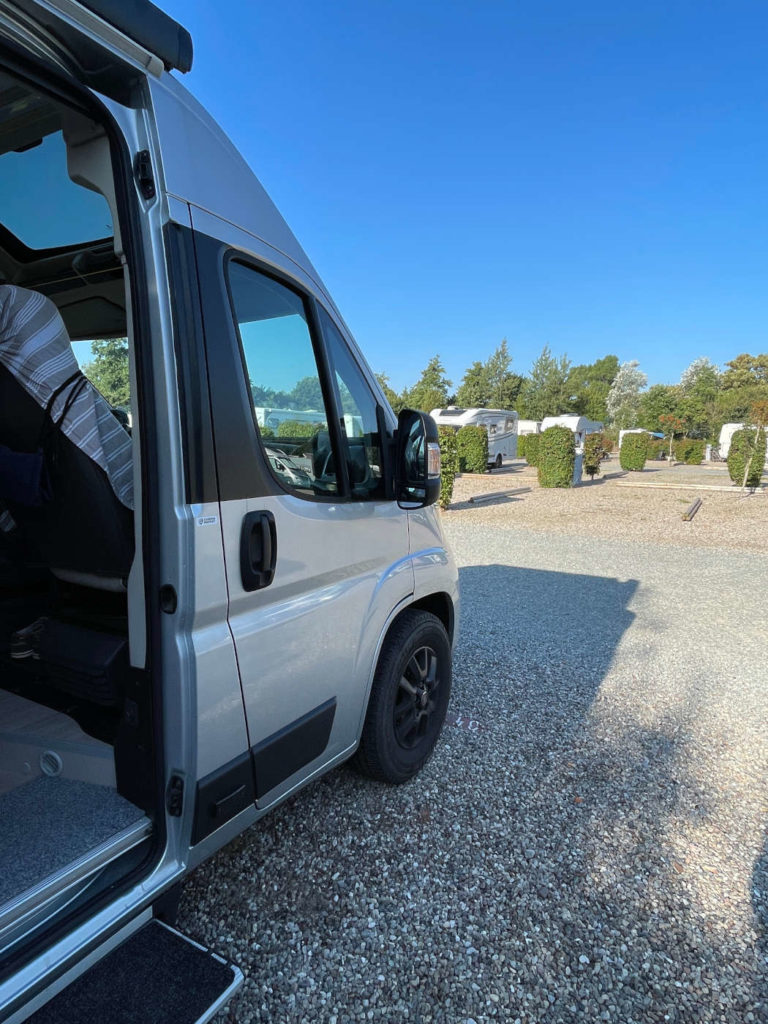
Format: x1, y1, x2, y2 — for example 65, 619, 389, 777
0, 69, 153, 959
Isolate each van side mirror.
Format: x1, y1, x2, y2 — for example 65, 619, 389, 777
396, 409, 440, 508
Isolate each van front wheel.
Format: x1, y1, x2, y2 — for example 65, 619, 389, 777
353, 610, 451, 783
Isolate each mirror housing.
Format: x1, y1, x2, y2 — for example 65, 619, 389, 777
395, 409, 441, 508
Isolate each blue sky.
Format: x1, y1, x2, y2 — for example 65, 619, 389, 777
160, 0, 768, 392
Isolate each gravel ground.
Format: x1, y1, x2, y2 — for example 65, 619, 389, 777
178, 507, 768, 1024
448, 460, 768, 553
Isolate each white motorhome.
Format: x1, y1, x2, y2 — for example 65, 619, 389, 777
517, 419, 541, 436
540, 414, 603, 452
0, 4, 459, 1019
719, 422, 744, 458
430, 407, 518, 468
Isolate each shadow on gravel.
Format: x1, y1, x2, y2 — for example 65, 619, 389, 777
457, 563, 638, 701
178, 562, 766, 1024
753, 835, 768, 1015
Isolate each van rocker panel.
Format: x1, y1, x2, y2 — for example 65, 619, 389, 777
251, 698, 336, 800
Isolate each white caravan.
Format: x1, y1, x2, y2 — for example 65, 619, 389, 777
719, 422, 744, 458
517, 419, 541, 436
0, 4, 459, 1020
430, 407, 519, 467
540, 414, 603, 452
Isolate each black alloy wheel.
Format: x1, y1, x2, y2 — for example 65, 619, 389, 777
393, 645, 440, 750
353, 609, 452, 783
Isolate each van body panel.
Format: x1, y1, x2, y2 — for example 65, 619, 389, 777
185, 502, 250, 781
149, 76, 335, 306
219, 491, 414, 807
408, 508, 461, 645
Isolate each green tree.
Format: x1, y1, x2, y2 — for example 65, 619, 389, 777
486, 339, 524, 408
659, 414, 686, 460
637, 384, 680, 432
291, 375, 325, 411
518, 346, 572, 420
405, 355, 452, 414
82, 338, 130, 407
566, 355, 619, 421
455, 360, 491, 407
375, 372, 403, 412
720, 353, 768, 391
455, 340, 523, 410
716, 353, 768, 427
678, 357, 720, 438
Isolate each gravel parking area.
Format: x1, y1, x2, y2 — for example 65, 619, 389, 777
178, 502, 768, 1023
449, 460, 768, 553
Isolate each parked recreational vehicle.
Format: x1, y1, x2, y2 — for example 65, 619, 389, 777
540, 414, 603, 452
517, 419, 541, 436
430, 407, 519, 468
0, 4, 458, 1019
719, 423, 744, 458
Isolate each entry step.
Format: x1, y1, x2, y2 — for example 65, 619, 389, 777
29, 920, 243, 1024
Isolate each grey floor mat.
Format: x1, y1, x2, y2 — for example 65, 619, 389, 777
0, 776, 144, 906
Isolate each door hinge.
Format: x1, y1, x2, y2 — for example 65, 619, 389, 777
166, 774, 184, 817
135, 149, 156, 200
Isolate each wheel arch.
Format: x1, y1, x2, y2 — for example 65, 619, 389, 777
405, 591, 455, 644
354, 590, 455, 743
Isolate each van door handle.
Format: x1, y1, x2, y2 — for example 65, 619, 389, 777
240, 511, 277, 591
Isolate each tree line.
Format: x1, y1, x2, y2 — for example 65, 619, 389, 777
376, 343, 768, 440
81, 336, 768, 443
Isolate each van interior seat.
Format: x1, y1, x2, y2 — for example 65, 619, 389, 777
0, 287, 134, 588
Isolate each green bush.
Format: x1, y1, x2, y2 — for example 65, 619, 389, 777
456, 424, 489, 474
674, 438, 706, 465
538, 425, 575, 488
619, 432, 648, 471
583, 433, 603, 480
524, 433, 541, 467
727, 428, 767, 487
276, 419, 323, 438
598, 433, 614, 456
437, 426, 459, 508
517, 434, 527, 460
646, 437, 666, 460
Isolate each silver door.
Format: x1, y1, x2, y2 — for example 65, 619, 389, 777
193, 220, 413, 807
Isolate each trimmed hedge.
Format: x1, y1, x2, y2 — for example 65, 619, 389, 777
619, 432, 648, 471
583, 433, 603, 480
524, 433, 541, 467
727, 427, 767, 487
538, 425, 575, 488
674, 438, 706, 465
276, 419, 323, 437
646, 437, 666, 460
438, 426, 459, 508
598, 433, 614, 455
517, 434, 527, 460
456, 424, 489, 474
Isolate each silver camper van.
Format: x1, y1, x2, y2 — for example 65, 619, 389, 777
0, 3, 459, 1019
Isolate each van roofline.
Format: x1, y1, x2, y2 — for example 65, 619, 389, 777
72, 0, 192, 73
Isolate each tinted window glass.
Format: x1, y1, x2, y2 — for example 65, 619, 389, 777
319, 307, 385, 500
229, 262, 339, 497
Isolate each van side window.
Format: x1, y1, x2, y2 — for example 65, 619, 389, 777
318, 307, 385, 500
228, 262, 339, 497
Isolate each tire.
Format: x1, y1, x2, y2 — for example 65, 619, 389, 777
494, 453, 503, 469
353, 609, 452, 783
